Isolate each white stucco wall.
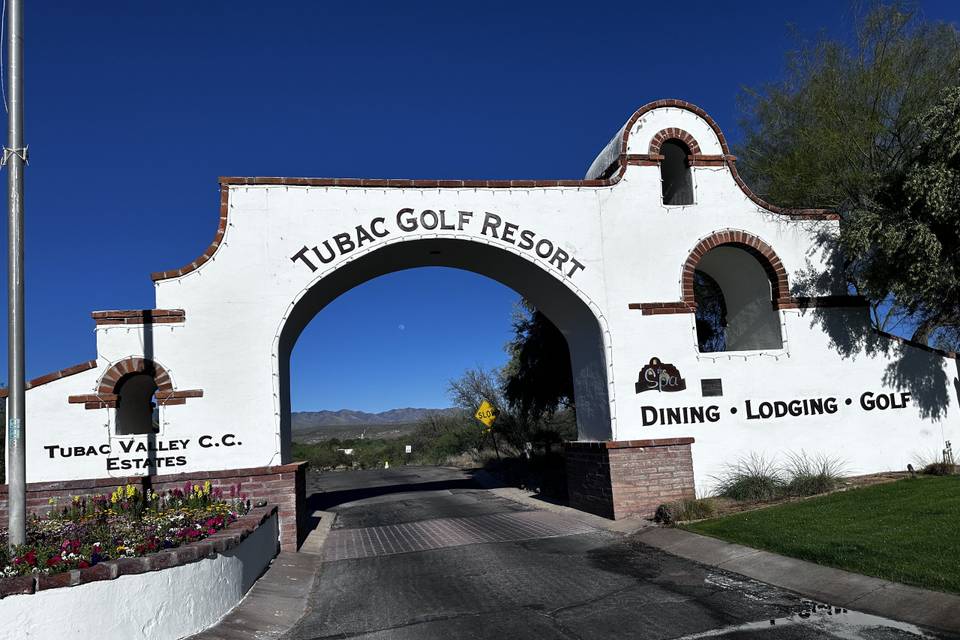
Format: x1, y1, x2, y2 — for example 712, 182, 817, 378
11, 101, 960, 495
0, 513, 278, 640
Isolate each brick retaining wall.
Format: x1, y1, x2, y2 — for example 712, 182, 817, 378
0, 462, 307, 551
565, 439, 695, 519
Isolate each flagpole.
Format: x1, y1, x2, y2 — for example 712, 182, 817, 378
6, 0, 26, 549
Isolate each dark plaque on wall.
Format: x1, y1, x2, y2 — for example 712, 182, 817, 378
701, 378, 723, 397
635, 357, 686, 393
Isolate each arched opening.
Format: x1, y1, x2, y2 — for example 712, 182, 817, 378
694, 246, 783, 351
274, 238, 612, 463
693, 270, 727, 353
115, 372, 159, 435
660, 139, 694, 205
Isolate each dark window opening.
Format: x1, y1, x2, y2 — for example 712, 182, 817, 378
660, 139, 694, 205
694, 246, 784, 352
694, 270, 727, 352
115, 373, 159, 435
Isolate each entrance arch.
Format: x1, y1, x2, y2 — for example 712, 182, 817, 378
272, 236, 614, 463
20, 100, 941, 548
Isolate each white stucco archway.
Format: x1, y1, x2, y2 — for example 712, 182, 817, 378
271, 236, 615, 463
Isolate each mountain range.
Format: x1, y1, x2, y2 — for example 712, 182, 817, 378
291, 407, 459, 431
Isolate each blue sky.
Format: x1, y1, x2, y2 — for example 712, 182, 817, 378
3, 2, 959, 412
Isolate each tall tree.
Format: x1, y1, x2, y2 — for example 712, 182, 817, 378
502, 301, 574, 423
737, 3, 960, 346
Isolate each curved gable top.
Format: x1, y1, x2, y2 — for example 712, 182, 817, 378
150, 99, 837, 282
585, 100, 835, 219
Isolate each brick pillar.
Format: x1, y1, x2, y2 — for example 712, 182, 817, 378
565, 438, 695, 519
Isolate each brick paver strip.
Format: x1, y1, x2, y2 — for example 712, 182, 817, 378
324, 510, 597, 561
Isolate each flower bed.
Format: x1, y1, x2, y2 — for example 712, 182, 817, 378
0, 481, 249, 578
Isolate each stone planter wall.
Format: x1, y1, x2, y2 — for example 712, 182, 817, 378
0, 506, 279, 640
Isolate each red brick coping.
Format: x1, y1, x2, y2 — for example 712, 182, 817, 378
150, 99, 837, 282
91, 309, 185, 326
0, 462, 308, 552
0, 505, 278, 599
66, 356, 204, 410
0, 360, 97, 399
626, 230, 872, 316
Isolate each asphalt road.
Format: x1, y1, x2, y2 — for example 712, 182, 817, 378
287, 467, 952, 640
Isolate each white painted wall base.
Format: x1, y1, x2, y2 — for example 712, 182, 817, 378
0, 513, 278, 640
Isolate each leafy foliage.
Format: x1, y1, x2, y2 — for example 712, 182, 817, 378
502, 301, 574, 424
737, 3, 960, 346
693, 270, 727, 352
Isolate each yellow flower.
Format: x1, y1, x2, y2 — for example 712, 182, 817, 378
203, 481, 211, 495
48, 497, 57, 505
125, 484, 137, 499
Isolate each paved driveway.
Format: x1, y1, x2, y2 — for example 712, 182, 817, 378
287, 467, 952, 640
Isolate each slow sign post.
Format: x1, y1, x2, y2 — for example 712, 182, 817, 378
475, 400, 497, 430
475, 400, 500, 460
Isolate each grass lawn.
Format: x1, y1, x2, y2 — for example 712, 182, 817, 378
684, 476, 960, 594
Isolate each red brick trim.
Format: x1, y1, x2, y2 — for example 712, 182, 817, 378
566, 438, 695, 450
630, 295, 869, 315
628, 302, 695, 315
0, 360, 98, 399
150, 185, 229, 281
0, 505, 278, 596
98, 358, 174, 394
149, 100, 836, 282
67, 358, 203, 410
620, 101, 836, 220
155, 389, 204, 400
648, 128, 701, 156
681, 230, 792, 310
92, 309, 185, 326
688, 154, 730, 167
213, 101, 837, 223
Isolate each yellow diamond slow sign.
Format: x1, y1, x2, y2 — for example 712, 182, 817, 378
475, 400, 497, 428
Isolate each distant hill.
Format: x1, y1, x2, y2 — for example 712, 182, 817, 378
292, 407, 460, 431
290, 407, 462, 444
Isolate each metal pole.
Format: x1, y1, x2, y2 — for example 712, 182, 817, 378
6, 0, 26, 549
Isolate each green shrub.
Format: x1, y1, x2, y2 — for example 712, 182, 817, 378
783, 452, 846, 497
655, 498, 715, 525
713, 453, 785, 502
922, 462, 959, 476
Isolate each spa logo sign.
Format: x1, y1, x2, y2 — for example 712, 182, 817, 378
635, 357, 686, 393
